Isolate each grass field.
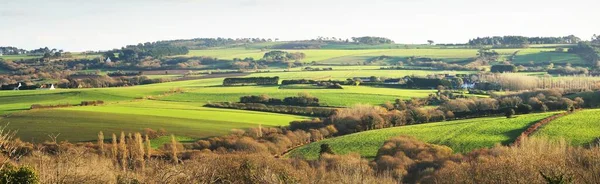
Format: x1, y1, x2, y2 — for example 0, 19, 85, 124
0, 100, 306, 143
512, 49, 585, 65
0, 69, 451, 143
533, 109, 600, 146
183, 48, 582, 65
288, 112, 560, 160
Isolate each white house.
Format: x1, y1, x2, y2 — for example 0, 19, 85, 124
106, 57, 112, 63
37, 84, 56, 90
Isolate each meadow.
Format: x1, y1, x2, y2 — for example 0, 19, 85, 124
533, 109, 600, 146
288, 112, 560, 160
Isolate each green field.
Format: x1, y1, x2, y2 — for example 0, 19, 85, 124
182, 48, 582, 65
512, 49, 585, 65
534, 109, 600, 146
0, 69, 453, 143
0, 100, 306, 143
288, 112, 559, 160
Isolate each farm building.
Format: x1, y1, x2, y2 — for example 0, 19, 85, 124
37, 84, 56, 90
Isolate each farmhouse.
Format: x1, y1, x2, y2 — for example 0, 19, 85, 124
37, 84, 56, 90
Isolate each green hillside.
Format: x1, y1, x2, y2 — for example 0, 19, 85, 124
534, 109, 600, 146
288, 112, 560, 160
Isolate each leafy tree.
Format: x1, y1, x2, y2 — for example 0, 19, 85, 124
427, 40, 435, 45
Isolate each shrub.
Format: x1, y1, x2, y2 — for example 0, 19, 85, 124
0, 164, 38, 184
319, 144, 335, 156
505, 108, 515, 118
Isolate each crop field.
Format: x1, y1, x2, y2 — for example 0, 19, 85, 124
288, 112, 559, 160
533, 109, 600, 146
0, 100, 306, 143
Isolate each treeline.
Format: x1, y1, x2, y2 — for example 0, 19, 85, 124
30, 100, 105, 109
547, 66, 589, 75
156, 37, 273, 49
351, 36, 394, 44
281, 79, 344, 89
239, 94, 320, 107
106, 71, 141, 77
205, 102, 336, 117
60, 75, 169, 88
222, 77, 279, 86
0, 46, 27, 55
476, 73, 600, 91
468, 35, 581, 47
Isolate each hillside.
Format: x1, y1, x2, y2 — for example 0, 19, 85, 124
288, 112, 560, 160
533, 109, 600, 146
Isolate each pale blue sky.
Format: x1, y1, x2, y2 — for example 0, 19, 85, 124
1, 0, 598, 51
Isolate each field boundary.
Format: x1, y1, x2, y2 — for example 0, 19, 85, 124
512, 110, 575, 146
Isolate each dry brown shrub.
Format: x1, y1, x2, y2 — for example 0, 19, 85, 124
430, 137, 600, 184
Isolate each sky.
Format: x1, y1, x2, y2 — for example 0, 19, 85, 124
1, 0, 599, 51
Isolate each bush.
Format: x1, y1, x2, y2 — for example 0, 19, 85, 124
505, 108, 515, 118
0, 164, 38, 184
491, 64, 518, 73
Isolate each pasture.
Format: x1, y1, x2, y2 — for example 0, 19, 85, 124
288, 112, 560, 160
533, 109, 600, 146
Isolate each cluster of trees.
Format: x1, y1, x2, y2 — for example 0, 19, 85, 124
262, 51, 306, 62
239, 94, 320, 107
468, 35, 581, 47
105, 44, 189, 62
568, 42, 600, 67
351, 36, 394, 44
439, 89, 583, 118
106, 71, 141, 77
0, 47, 27, 55
547, 66, 589, 75
476, 73, 600, 91
405, 77, 453, 89
491, 64, 518, 73
222, 77, 279, 86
